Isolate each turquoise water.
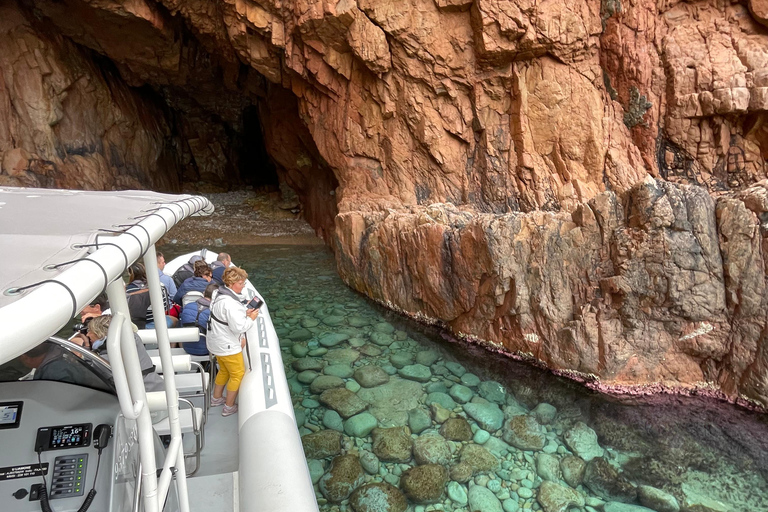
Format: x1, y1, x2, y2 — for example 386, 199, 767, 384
173, 244, 768, 512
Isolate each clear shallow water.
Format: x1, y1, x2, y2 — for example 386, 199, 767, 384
173, 244, 768, 512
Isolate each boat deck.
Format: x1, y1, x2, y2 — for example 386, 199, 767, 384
186, 394, 240, 510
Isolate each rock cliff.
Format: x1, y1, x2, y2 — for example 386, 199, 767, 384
1, 0, 767, 405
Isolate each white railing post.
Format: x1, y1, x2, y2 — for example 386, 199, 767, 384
144, 245, 190, 512
107, 279, 160, 512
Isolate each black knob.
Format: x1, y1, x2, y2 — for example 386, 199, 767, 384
13, 488, 28, 499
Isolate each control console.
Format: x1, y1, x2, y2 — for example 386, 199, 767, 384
35, 424, 91, 452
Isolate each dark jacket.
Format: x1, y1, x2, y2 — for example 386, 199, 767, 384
179, 298, 211, 356
173, 276, 211, 305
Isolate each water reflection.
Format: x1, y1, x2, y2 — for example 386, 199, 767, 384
184, 244, 768, 512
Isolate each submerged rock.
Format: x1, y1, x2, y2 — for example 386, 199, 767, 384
399, 464, 448, 503
564, 422, 604, 461
459, 443, 498, 475
559, 455, 586, 488
440, 417, 473, 441
536, 453, 561, 482
372, 426, 413, 462
502, 415, 546, 451
426, 391, 457, 410
319, 454, 364, 503
398, 364, 432, 382
449, 461, 473, 483
681, 483, 728, 512
536, 480, 585, 512
583, 457, 637, 503
350, 482, 407, 512
603, 503, 657, 512
301, 429, 342, 459
637, 485, 680, 512
416, 349, 440, 366
292, 357, 324, 372
318, 332, 349, 347
320, 388, 368, 418
359, 450, 380, 474
344, 412, 379, 437
310, 375, 345, 394
477, 380, 507, 404
468, 485, 503, 512
354, 366, 391, 388
531, 403, 557, 424
463, 400, 504, 432
407, 407, 432, 434
447, 481, 468, 505
413, 433, 452, 465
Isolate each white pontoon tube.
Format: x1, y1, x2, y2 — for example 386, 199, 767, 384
0, 187, 212, 512
165, 250, 319, 511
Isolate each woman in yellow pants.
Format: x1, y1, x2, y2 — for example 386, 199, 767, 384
206, 267, 258, 416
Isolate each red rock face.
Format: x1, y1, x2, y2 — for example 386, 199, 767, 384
1, 0, 768, 405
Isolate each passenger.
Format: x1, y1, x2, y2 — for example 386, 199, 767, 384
172, 254, 203, 288
207, 267, 258, 417
19, 343, 104, 388
80, 292, 110, 322
156, 251, 178, 302
173, 261, 213, 305
179, 283, 218, 356
126, 263, 174, 329
72, 315, 164, 392
210, 252, 231, 285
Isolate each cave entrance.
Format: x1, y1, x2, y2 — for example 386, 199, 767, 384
238, 105, 279, 189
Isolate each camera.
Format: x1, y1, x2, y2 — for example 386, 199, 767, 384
72, 316, 92, 334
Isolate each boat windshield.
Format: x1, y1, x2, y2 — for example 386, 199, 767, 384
0, 340, 114, 393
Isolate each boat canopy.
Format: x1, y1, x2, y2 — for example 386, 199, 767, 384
0, 187, 213, 363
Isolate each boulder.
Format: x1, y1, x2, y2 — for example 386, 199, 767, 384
536, 453, 561, 482
350, 482, 407, 512
371, 426, 413, 462
638, 485, 680, 512
319, 454, 364, 503
407, 407, 432, 434
563, 422, 604, 461
397, 364, 432, 382
399, 464, 448, 503
310, 375, 345, 394
459, 443, 498, 474
583, 457, 637, 503
440, 417, 472, 441
301, 429, 342, 459
320, 388, 368, 418
354, 366, 391, 388
560, 455, 586, 488
536, 480, 585, 512
468, 485, 503, 512
531, 403, 557, 424
344, 412, 379, 437
413, 433, 452, 465
477, 380, 507, 404
502, 415, 546, 451
463, 400, 504, 432
292, 357, 324, 372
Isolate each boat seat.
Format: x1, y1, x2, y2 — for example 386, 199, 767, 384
152, 397, 204, 476
150, 356, 210, 423
147, 347, 210, 365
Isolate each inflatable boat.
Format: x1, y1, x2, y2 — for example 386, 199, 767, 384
0, 187, 317, 512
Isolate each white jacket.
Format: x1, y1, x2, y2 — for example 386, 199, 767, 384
206, 287, 255, 356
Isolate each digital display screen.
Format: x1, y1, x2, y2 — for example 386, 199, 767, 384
50, 425, 90, 449
0, 402, 22, 429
